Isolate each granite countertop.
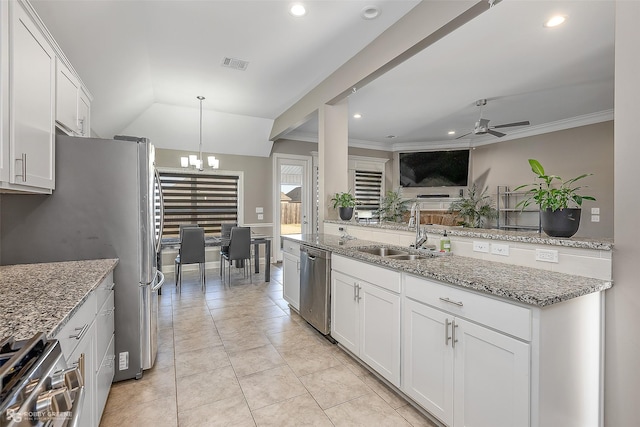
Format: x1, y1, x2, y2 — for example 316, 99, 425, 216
325, 219, 614, 251
284, 234, 611, 307
0, 259, 119, 340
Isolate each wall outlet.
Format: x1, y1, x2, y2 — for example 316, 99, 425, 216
473, 241, 489, 253
536, 249, 559, 263
256, 207, 263, 213
591, 207, 600, 215
491, 243, 510, 256
257, 214, 264, 220
119, 351, 129, 371
591, 214, 600, 222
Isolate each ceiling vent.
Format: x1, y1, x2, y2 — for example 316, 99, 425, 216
221, 57, 249, 71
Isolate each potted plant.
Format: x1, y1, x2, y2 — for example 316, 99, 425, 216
515, 159, 596, 238
331, 191, 357, 220
448, 184, 497, 228
376, 189, 412, 222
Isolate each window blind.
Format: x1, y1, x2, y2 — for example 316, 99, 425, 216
354, 170, 383, 220
158, 171, 239, 237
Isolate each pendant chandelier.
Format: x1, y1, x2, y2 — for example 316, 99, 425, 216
180, 96, 220, 170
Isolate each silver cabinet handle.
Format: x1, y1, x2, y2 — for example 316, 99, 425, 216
107, 282, 115, 291
79, 118, 85, 135
15, 153, 27, 182
439, 297, 463, 307
353, 282, 357, 301
452, 320, 459, 348
356, 284, 362, 302
69, 324, 89, 340
445, 319, 452, 346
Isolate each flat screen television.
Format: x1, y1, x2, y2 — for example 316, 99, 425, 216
399, 150, 469, 187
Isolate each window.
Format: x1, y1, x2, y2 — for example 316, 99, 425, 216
354, 170, 383, 220
158, 170, 240, 237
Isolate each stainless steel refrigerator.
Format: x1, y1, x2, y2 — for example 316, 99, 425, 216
0, 134, 165, 382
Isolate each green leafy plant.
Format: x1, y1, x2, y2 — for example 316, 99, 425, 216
376, 189, 412, 222
514, 159, 596, 211
448, 184, 497, 228
330, 191, 357, 208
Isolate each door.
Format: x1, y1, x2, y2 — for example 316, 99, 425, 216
403, 298, 454, 426
273, 154, 311, 261
453, 318, 530, 427
330, 271, 359, 355
359, 281, 401, 386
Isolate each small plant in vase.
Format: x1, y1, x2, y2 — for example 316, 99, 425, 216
376, 189, 412, 222
331, 191, 357, 221
448, 184, 497, 228
514, 159, 596, 238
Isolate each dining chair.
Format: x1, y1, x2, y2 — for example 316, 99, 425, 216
222, 227, 252, 285
175, 224, 199, 285
219, 222, 236, 278
175, 227, 206, 293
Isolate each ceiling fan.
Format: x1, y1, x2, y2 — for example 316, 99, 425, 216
456, 99, 530, 139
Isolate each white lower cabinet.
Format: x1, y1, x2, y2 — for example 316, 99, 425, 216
282, 240, 301, 310
331, 255, 401, 386
54, 272, 115, 427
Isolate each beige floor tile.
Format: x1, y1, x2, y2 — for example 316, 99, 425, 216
250, 304, 287, 320
221, 330, 272, 353
255, 315, 301, 335
154, 345, 175, 369
102, 365, 176, 414
214, 316, 259, 337
228, 344, 286, 377
332, 347, 371, 377
210, 305, 256, 321
173, 327, 220, 345
174, 345, 230, 378
396, 403, 441, 427
279, 343, 343, 377
266, 328, 323, 353
176, 365, 243, 412
100, 396, 177, 427
174, 331, 223, 354
298, 364, 371, 410
324, 392, 412, 427
178, 395, 255, 427
238, 365, 307, 410
360, 373, 408, 409
252, 393, 333, 427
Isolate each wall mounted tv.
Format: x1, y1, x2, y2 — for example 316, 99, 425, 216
399, 150, 470, 187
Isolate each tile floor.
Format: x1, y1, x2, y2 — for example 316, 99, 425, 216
99, 264, 438, 427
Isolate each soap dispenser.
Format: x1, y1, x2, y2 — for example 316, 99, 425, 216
440, 230, 451, 252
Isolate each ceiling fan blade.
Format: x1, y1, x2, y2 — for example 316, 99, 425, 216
455, 131, 474, 140
487, 129, 506, 138
492, 120, 530, 129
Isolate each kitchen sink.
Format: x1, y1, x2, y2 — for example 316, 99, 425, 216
387, 254, 427, 261
357, 247, 408, 257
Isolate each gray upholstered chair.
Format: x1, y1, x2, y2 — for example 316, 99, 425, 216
175, 224, 199, 285
222, 227, 252, 284
219, 222, 236, 278
175, 227, 206, 293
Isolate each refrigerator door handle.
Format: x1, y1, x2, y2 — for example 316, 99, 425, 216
151, 271, 165, 292
154, 168, 165, 254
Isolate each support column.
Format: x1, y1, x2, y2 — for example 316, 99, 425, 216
318, 98, 349, 230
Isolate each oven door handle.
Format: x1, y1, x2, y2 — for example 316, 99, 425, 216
67, 385, 85, 427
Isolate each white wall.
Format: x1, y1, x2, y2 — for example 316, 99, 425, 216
606, 2, 640, 425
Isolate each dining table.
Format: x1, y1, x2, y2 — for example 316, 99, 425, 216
159, 234, 272, 283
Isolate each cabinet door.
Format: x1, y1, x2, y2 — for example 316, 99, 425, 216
283, 252, 300, 310
359, 282, 400, 386
95, 334, 115, 425
55, 58, 80, 135
10, 2, 55, 190
403, 298, 454, 426
453, 318, 530, 427
330, 271, 359, 355
69, 321, 96, 427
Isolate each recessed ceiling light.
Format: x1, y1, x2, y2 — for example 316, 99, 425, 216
386, 135, 396, 139
289, 3, 306, 17
361, 5, 381, 20
544, 15, 567, 28
448, 131, 456, 135
353, 113, 362, 119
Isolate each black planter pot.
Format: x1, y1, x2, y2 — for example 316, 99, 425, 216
338, 207, 354, 221
541, 208, 581, 238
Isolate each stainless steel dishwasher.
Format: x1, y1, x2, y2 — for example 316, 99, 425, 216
299, 245, 331, 335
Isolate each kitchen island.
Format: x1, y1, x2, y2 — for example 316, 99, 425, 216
0, 258, 118, 340
282, 233, 609, 427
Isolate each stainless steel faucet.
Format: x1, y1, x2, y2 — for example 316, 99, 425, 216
412, 202, 428, 248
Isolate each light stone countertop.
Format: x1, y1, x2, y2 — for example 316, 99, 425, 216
0, 259, 119, 340
284, 234, 611, 307
325, 220, 614, 251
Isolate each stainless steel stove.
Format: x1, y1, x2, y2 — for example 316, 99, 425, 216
0, 333, 84, 427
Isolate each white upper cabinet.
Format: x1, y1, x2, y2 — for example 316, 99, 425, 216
0, 0, 92, 194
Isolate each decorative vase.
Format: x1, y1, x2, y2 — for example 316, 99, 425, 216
541, 208, 581, 238
338, 207, 354, 221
